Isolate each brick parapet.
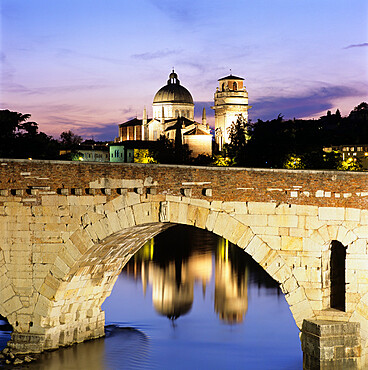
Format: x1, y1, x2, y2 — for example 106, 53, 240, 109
1, 159, 368, 209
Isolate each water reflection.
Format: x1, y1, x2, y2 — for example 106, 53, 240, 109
215, 240, 248, 323
1, 327, 149, 370
123, 225, 279, 325
0, 317, 11, 354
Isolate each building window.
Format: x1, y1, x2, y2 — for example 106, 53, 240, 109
330, 241, 347, 311
221, 83, 225, 91
175, 110, 179, 117
233, 82, 237, 90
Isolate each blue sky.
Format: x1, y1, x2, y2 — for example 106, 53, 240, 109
1, 0, 367, 140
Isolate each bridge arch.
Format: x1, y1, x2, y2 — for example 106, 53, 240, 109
2, 192, 368, 355
6, 195, 316, 351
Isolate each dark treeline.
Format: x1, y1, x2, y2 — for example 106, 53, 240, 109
1, 103, 367, 170
0, 110, 59, 159
222, 102, 368, 170
0, 110, 83, 160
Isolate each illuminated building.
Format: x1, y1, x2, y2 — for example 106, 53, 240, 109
212, 74, 251, 151
117, 70, 213, 157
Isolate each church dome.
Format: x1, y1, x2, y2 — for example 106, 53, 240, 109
153, 70, 194, 105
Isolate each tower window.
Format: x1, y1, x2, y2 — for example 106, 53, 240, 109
221, 83, 225, 91
233, 82, 237, 91
330, 240, 347, 311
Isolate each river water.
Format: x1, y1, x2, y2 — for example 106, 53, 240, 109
0, 225, 303, 369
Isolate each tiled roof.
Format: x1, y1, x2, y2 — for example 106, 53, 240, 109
218, 75, 244, 81
119, 118, 151, 128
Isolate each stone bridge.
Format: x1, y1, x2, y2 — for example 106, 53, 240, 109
0, 159, 367, 367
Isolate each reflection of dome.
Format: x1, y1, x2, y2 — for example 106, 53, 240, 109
153, 70, 194, 105
153, 300, 193, 320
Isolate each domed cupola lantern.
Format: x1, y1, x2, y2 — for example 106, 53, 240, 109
152, 70, 194, 122
168, 70, 180, 85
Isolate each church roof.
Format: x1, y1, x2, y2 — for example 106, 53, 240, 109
218, 75, 244, 81
164, 117, 195, 131
153, 70, 194, 105
184, 125, 211, 136
119, 118, 151, 127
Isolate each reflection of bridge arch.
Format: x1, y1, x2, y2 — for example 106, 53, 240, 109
2, 192, 367, 357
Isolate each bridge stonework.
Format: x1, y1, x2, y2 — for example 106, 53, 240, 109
0, 159, 367, 366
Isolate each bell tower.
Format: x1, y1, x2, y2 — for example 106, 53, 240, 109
212, 74, 251, 151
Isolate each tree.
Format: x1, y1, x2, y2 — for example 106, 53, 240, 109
338, 157, 363, 171
134, 149, 157, 163
212, 155, 234, 167
349, 102, 368, 123
224, 115, 249, 166
0, 110, 59, 159
175, 118, 184, 163
283, 154, 305, 169
0, 110, 31, 139
60, 130, 83, 149
151, 135, 176, 164
351, 102, 368, 112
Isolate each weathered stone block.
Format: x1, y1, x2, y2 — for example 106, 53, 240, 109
213, 212, 232, 238
247, 201, 276, 215
281, 235, 303, 251
236, 214, 268, 226
268, 214, 298, 228
318, 207, 345, 221
205, 211, 218, 232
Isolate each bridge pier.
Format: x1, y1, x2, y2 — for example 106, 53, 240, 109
301, 319, 361, 369
7, 311, 105, 354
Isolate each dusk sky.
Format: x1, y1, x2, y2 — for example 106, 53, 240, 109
1, 0, 368, 141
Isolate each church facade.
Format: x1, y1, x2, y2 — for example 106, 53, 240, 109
117, 70, 250, 157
